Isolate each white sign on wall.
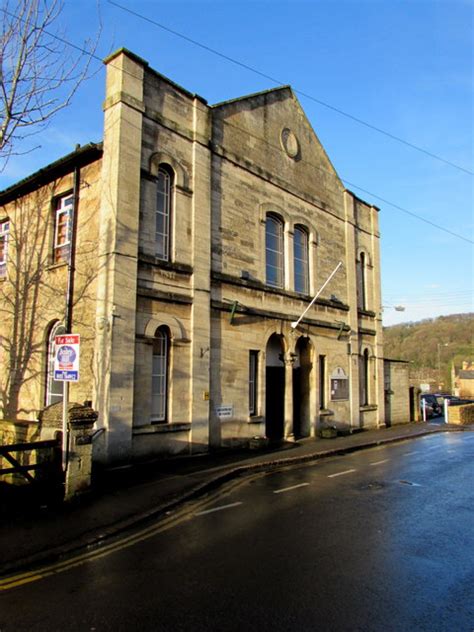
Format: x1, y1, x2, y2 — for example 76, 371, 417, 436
216, 404, 233, 419
331, 366, 349, 401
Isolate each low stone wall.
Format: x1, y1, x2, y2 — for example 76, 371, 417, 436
448, 403, 474, 425
1, 402, 98, 500
38, 402, 98, 499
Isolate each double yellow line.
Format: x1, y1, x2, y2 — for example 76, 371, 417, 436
0, 507, 185, 591
0, 474, 253, 592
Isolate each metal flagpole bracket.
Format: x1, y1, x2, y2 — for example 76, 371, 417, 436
291, 261, 343, 330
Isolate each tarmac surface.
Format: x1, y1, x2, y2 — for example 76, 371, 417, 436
0, 420, 470, 576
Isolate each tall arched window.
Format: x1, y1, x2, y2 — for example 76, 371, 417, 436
357, 251, 367, 310
45, 322, 66, 406
266, 214, 284, 288
151, 327, 170, 422
294, 225, 309, 294
156, 165, 173, 261
360, 348, 370, 406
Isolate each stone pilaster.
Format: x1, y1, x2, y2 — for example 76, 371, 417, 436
371, 205, 385, 426
283, 354, 294, 438
65, 404, 98, 500
344, 190, 360, 428
93, 49, 145, 463
190, 98, 212, 452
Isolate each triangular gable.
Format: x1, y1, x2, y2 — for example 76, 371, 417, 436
211, 85, 344, 209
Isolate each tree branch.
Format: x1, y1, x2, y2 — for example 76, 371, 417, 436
0, 0, 101, 169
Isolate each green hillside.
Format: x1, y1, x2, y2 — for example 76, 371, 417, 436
383, 313, 474, 379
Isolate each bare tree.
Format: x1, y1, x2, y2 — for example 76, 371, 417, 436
0, 187, 52, 419
0, 177, 101, 421
0, 0, 99, 169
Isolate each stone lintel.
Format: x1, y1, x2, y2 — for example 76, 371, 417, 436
137, 253, 193, 275
137, 286, 193, 305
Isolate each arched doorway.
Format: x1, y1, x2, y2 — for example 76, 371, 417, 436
293, 337, 312, 438
265, 334, 285, 441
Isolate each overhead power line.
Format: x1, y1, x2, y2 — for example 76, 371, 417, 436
340, 180, 474, 245
2, 5, 472, 245
108, 0, 473, 177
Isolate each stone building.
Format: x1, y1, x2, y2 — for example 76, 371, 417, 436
0, 48, 408, 465
452, 362, 474, 398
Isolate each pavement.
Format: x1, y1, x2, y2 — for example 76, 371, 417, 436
0, 420, 470, 576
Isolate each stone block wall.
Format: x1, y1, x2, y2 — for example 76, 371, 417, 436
0, 153, 102, 422
384, 360, 410, 425
448, 404, 474, 425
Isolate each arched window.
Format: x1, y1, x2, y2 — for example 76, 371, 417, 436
45, 322, 66, 406
360, 348, 370, 406
294, 225, 309, 294
266, 214, 284, 288
357, 251, 367, 310
156, 165, 173, 261
151, 327, 170, 422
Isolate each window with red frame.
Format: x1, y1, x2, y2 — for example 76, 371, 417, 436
54, 195, 73, 263
0, 220, 9, 278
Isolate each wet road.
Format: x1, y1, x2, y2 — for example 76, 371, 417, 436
1, 432, 473, 631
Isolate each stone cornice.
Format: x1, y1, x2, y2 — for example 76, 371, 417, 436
211, 299, 350, 334
212, 271, 350, 312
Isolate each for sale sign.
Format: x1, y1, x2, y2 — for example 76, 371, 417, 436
54, 334, 80, 382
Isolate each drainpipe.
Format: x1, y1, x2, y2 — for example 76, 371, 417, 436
61, 155, 81, 472
347, 338, 353, 430
65, 158, 81, 332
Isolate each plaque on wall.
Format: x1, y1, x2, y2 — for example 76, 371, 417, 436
331, 367, 349, 401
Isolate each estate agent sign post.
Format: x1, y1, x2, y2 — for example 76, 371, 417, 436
54, 334, 80, 471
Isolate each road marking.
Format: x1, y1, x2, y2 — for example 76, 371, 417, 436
0, 511, 189, 592
328, 469, 356, 478
403, 451, 418, 456
194, 502, 243, 516
370, 459, 389, 466
0, 476, 256, 592
273, 482, 309, 494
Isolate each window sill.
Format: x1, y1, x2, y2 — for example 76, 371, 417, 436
212, 271, 350, 311
47, 261, 68, 271
133, 422, 192, 435
358, 327, 377, 336
358, 309, 377, 318
248, 416, 264, 424
138, 252, 193, 275
319, 409, 334, 417
360, 405, 378, 412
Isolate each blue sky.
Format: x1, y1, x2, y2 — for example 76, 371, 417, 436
1, 0, 473, 326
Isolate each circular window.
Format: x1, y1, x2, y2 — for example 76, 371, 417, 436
281, 128, 299, 159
